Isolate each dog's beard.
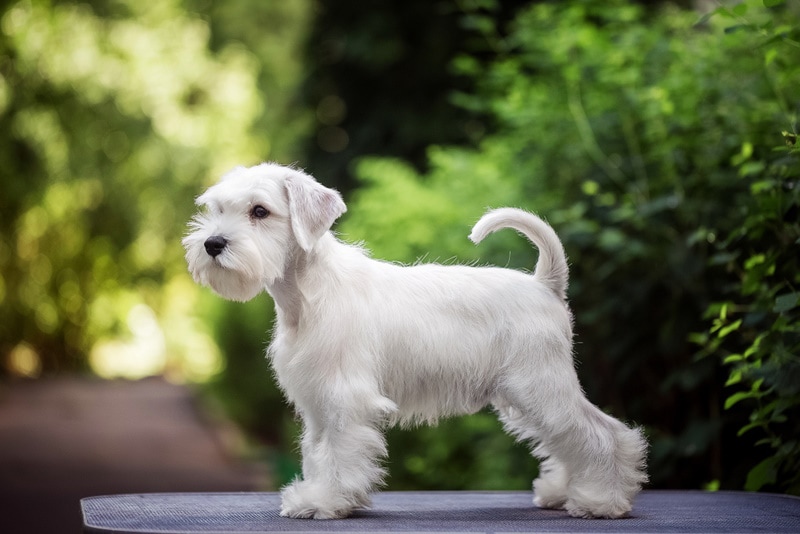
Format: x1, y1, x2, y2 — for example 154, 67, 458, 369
182, 218, 284, 302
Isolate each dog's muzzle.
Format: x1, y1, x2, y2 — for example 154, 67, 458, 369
204, 235, 228, 258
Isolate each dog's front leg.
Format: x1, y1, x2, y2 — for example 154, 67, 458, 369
280, 407, 388, 519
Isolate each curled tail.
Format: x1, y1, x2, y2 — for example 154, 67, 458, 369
469, 208, 569, 299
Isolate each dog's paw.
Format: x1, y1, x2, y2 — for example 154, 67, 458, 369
564, 498, 631, 519
564, 502, 596, 519
532, 467, 568, 511
279, 480, 361, 520
279, 504, 313, 519
533, 493, 566, 510
279, 503, 348, 520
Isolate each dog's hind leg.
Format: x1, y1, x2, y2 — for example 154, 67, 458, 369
534, 397, 647, 518
497, 366, 647, 518
495, 402, 568, 510
531, 445, 569, 510
552, 398, 648, 519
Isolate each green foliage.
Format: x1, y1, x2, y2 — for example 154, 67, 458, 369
691, 0, 800, 494
386, 411, 539, 490
298, 0, 530, 191
0, 0, 308, 380
343, 148, 529, 265
4, 0, 798, 496
341, 0, 800, 491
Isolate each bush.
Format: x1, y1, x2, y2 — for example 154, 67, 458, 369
0, 0, 311, 385
339, 0, 800, 491
0, 0, 265, 379
692, 1, 800, 495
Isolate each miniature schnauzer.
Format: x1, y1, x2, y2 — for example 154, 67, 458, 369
183, 162, 648, 519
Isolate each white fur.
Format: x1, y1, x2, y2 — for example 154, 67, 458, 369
183, 162, 648, 520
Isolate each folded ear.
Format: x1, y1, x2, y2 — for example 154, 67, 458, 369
285, 170, 347, 251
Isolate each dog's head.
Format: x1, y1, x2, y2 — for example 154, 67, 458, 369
182, 163, 346, 301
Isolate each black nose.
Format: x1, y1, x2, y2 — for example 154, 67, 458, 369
204, 235, 228, 258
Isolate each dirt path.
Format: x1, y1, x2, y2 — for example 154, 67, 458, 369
0, 377, 267, 533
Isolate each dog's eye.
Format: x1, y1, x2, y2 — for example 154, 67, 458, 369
251, 205, 270, 219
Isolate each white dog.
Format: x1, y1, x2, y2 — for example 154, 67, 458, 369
183, 162, 648, 520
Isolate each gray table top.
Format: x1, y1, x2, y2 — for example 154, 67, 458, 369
81, 490, 800, 533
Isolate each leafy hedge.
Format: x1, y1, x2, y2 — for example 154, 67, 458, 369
692, 1, 800, 494
339, 0, 800, 492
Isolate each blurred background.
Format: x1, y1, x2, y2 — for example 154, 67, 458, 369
1, 0, 799, 531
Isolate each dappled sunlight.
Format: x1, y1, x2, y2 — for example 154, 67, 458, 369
161, 275, 226, 383
88, 276, 224, 383
2, 0, 264, 162
6, 342, 42, 378
90, 303, 167, 380
0, 0, 305, 383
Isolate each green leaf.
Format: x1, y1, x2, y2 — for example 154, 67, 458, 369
774, 292, 799, 313
737, 421, 765, 437
724, 24, 756, 33
732, 141, 754, 165
763, 0, 786, 8
755, 437, 780, 447
732, 3, 749, 17
713, 6, 738, 19
744, 254, 766, 270
744, 333, 767, 358
725, 379, 766, 409
725, 369, 743, 386
695, 8, 723, 26
718, 319, 742, 339
460, 14, 495, 35
750, 179, 775, 193
725, 390, 754, 409
745, 456, 778, 491
688, 332, 709, 346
